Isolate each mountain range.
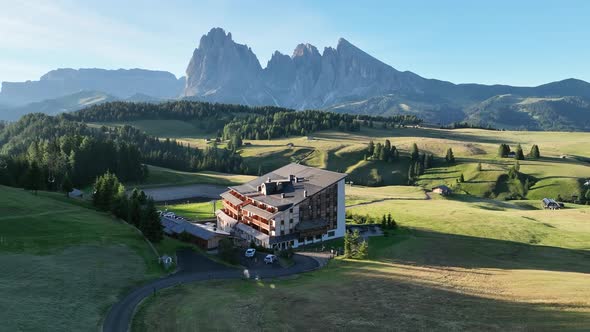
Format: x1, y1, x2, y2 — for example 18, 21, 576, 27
1, 27, 590, 130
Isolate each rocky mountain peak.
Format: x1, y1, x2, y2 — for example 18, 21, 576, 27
292, 43, 320, 58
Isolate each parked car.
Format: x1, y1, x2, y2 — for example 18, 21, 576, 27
245, 248, 256, 258
264, 254, 277, 264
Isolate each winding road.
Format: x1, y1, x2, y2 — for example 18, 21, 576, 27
102, 250, 321, 332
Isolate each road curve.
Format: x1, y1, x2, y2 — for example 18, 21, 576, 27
102, 251, 320, 332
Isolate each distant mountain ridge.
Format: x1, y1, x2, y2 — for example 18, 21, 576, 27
1, 27, 590, 130
183, 28, 590, 130
0, 68, 184, 105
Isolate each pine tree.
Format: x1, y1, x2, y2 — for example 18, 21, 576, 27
515, 144, 525, 160
26, 161, 42, 194
368, 140, 375, 156
459, 173, 465, 183
61, 173, 73, 197
379, 147, 387, 161
356, 240, 369, 259
381, 215, 387, 229
344, 231, 352, 258
498, 144, 510, 158
529, 145, 540, 159
476, 162, 482, 172
514, 160, 521, 172
141, 198, 164, 243
410, 143, 419, 161
445, 148, 455, 163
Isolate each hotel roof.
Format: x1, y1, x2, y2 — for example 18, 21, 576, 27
227, 163, 347, 209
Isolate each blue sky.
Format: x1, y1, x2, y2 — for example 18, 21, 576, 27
0, 0, 588, 86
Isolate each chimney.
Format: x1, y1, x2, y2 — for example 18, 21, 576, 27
267, 177, 271, 183
289, 174, 295, 182
257, 185, 261, 192
281, 193, 285, 199
303, 190, 308, 198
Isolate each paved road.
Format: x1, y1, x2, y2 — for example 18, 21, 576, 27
140, 184, 227, 202
102, 249, 320, 332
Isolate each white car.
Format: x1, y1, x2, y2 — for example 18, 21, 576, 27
245, 248, 256, 258
264, 254, 277, 264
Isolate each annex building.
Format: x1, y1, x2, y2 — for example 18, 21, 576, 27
216, 163, 346, 249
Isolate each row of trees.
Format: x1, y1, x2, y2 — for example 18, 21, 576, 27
222, 110, 363, 140
408, 144, 436, 184
366, 140, 399, 162
498, 143, 541, 160
93, 172, 163, 243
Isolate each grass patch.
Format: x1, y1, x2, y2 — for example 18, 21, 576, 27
0, 185, 169, 330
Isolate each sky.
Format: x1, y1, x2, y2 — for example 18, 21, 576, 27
0, 0, 589, 86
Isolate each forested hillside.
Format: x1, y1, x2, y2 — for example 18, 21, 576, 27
0, 113, 243, 190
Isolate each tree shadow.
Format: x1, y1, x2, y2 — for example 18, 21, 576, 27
370, 228, 590, 275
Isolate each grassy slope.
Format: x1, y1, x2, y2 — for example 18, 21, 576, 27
0, 185, 192, 330
133, 195, 590, 331
134, 165, 255, 189
104, 119, 590, 200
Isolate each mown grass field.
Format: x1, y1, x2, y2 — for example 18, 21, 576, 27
133, 195, 590, 331
0, 185, 191, 330
158, 200, 219, 220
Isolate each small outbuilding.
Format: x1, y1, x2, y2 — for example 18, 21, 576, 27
161, 216, 229, 250
542, 198, 562, 210
432, 185, 452, 196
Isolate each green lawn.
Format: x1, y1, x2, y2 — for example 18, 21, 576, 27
133, 195, 590, 331
0, 185, 192, 330
158, 200, 219, 220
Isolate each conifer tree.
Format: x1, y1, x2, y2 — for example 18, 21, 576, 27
368, 140, 375, 156
515, 144, 525, 160
529, 145, 541, 159
410, 143, 419, 161
445, 148, 455, 163
141, 198, 163, 243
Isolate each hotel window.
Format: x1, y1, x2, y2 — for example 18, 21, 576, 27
280, 220, 284, 225
289, 218, 293, 223
289, 208, 293, 213
281, 230, 285, 236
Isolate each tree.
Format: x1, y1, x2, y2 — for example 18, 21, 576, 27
141, 198, 164, 243
93, 171, 124, 211
356, 240, 369, 259
585, 189, 590, 204
368, 140, 375, 156
25, 161, 42, 194
344, 230, 353, 258
378, 147, 387, 161
476, 162, 482, 172
529, 145, 541, 159
128, 193, 142, 226
218, 238, 238, 264
381, 215, 387, 229
514, 160, 521, 172
61, 173, 73, 197
515, 144, 525, 160
498, 144, 510, 158
410, 143, 419, 161
445, 148, 455, 164
458, 173, 465, 183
